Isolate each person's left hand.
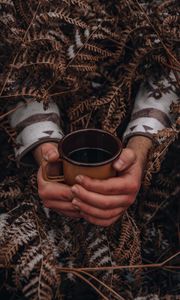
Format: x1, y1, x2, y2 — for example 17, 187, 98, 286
71, 136, 152, 226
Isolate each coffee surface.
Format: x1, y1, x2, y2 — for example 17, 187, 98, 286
68, 147, 112, 164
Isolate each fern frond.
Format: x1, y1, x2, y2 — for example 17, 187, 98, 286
36, 8, 88, 29
70, 63, 97, 72
85, 43, 114, 57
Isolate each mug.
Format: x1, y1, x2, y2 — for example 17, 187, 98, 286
42, 128, 122, 186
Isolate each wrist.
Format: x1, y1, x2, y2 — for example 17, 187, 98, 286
126, 136, 152, 168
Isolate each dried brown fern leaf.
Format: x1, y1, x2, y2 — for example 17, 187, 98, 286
156, 0, 179, 13
129, 239, 141, 266
0, 185, 22, 201
84, 43, 114, 57
69, 0, 91, 11
14, 244, 42, 286
123, 46, 154, 98
99, 25, 121, 41
0, 86, 46, 101
135, 0, 180, 69
155, 127, 179, 141
109, 29, 132, 63
69, 63, 97, 73
93, 84, 122, 107
69, 112, 91, 131
21, 256, 60, 300
0, 120, 17, 144
13, 0, 36, 26
152, 54, 180, 72
12, 49, 66, 72
102, 99, 126, 134
170, 99, 180, 114
68, 98, 93, 121
163, 15, 180, 28
149, 188, 170, 200
25, 30, 63, 51
35, 8, 88, 29
76, 53, 103, 62
143, 129, 179, 186
0, 210, 38, 265
156, 173, 176, 190
114, 215, 134, 262
0, 0, 14, 6
0, 20, 22, 42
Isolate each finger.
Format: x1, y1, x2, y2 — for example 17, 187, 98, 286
41, 143, 59, 162
71, 184, 132, 209
43, 199, 77, 211
75, 175, 131, 195
81, 213, 121, 227
72, 198, 124, 219
113, 148, 137, 172
38, 167, 73, 201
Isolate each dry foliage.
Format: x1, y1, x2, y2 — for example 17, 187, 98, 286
0, 0, 179, 299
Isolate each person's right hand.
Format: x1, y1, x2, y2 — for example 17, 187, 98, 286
34, 142, 81, 218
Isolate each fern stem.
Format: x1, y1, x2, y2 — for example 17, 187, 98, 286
80, 270, 125, 300
57, 251, 180, 272
0, 99, 35, 121
60, 270, 110, 300
134, 0, 180, 68
0, 1, 41, 98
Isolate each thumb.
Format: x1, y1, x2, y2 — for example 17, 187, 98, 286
41, 142, 59, 162
113, 148, 137, 172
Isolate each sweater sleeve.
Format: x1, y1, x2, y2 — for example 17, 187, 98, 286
123, 72, 178, 142
9, 100, 64, 163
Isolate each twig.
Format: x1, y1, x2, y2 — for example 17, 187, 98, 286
0, 251, 179, 271
60, 270, 110, 300
79, 270, 125, 300
0, 99, 35, 121
0, 1, 41, 97
56, 251, 180, 272
134, 0, 180, 68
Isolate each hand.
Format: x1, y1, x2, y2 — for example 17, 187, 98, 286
71, 136, 152, 226
34, 143, 81, 218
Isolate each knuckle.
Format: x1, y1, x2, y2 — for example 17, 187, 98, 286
125, 148, 136, 162
84, 178, 93, 189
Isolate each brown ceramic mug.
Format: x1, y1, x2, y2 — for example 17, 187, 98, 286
42, 128, 122, 186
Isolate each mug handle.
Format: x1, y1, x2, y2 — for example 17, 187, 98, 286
41, 158, 64, 182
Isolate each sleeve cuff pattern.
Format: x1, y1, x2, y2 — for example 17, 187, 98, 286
123, 108, 171, 142
9, 100, 63, 162
123, 73, 178, 142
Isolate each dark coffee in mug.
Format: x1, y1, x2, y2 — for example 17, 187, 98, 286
68, 147, 112, 164
42, 128, 122, 185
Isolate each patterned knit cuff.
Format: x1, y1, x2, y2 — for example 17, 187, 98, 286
123, 73, 178, 143
123, 108, 171, 142
9, 100, 63, 163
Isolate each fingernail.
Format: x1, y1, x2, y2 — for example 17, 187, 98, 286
71, 185, 79, 194
74, 205, 80, 211
43, 154, 49, 161
44, 149, 58, 160
114, 159, 125, 169
72, 199, 80, 207
75, 175, 83, 183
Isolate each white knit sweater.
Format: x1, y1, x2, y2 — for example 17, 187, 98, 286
9, 73, 178, 163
